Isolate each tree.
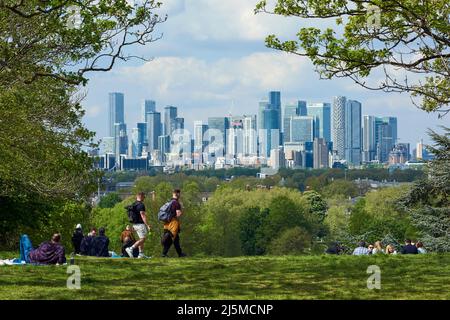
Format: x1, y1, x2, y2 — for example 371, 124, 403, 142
256, 0, 450, 115
401, 127, 450, 252
268, 227, 312, 255
239, 207, 267, 255
322, 179, 359, 199
0, 0, 165, 245
98, 192, 122, 209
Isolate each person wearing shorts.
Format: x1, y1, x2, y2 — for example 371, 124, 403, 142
126, 192, 151, 258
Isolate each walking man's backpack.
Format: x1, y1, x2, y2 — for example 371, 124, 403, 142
158, 200, 175, 223
125, 202, 139, 223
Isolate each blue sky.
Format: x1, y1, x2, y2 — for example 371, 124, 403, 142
81, 0, 447, 147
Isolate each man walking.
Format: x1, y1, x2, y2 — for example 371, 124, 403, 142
126, 192, 151, 259
161, 189, 186, 258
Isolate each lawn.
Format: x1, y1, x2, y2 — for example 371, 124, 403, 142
0, 253, 449, 300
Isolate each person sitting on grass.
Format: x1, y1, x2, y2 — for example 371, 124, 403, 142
352, 241, 369, 255
80, 228, 96, 256
121, 225, 138, 258
28, 233, 66, 265
386, 244, 398, 255
92, 227, 110, 257
71, 224, 83, 255
401, 239, 418, 254
416, 241, 427, 254
372, 241, 384, 254
325, 242, 342, 255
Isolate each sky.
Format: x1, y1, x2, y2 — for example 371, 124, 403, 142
81, 0, 448, 147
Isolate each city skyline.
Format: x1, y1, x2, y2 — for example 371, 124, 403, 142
96, 89, 432, 172
81, 1, 446, 149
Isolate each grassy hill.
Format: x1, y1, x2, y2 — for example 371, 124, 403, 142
0, 253, 449, 299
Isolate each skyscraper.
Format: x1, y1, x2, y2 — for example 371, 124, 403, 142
283, 103, 299, 143
227, 116, 244, 158
362, 115, 376, 162
174, 117, 184, 130
374, 116, 397, 163
130, 127, 140, 158
269, 91, 281, 129
164, 106, 177, 136
207, 117, 229, 157
313, 138, 329, 169
108, 92, 125, 136
258, 101, 269, 132
137, 122, 147, 156
260, 108, 280, 157
332, 96, 346, 160
344, 99, 362, 165
194, 121, 208, 152
307, 102, 331, 142
290, 116, 314, 143
141, 100, 156, 122
194, 121, 208, 163
297, 100, 307, 116
158, 135, 170, 163
146, 111, 161, 152
243, 115, 257, 156
114, 123, 128, 169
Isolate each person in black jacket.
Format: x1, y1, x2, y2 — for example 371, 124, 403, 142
92, 227, 110, 257
401, 239, 418, 254
71, 224, 84, 254
80, 228, 96, 256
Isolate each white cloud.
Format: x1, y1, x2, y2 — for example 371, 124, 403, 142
118, 52, 311, 108
160, 0, 302, 42
84, 104, 102, 118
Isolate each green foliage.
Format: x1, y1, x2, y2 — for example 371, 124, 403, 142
268, 227, 312, 255
239, 207, 267, 256
322, 180, 359, 199
256, 0, 450, 114
401, 127, 450, 252
98, 193, 122, 209
0, 0, 165, 246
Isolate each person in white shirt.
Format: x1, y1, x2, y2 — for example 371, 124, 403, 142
416, 241, 427, 254
386, 244, 397, 255
372, 241, 384, 254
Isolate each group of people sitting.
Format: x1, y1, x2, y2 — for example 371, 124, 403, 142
72, 224, 111, 257
72, 224, 142, 258
326, 239, 427, 255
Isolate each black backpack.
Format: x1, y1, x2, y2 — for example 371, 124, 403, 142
125, 201, 139, 223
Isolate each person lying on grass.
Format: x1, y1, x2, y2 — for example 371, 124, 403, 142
28, 233, 66, 265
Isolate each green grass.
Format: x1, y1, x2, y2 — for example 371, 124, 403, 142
0, 252, 449, 300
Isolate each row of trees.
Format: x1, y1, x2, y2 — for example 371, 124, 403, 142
0, 0, 166, 248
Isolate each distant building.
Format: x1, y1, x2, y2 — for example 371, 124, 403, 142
141, 100, 156, 122
164, 106, 178, 136
313, 138, 329, 169
307, 102, 331, 142
100, 136, 115, 155
270, 147, 285, 170
243, 115, 257, 156
290, 116, 314, 143
108, 92, 125, 137
146, 111, 162, 152
332, 96, 346, 160
344, 99, 362, 165
389, 143, 409, 165
207, 116, 229, 158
